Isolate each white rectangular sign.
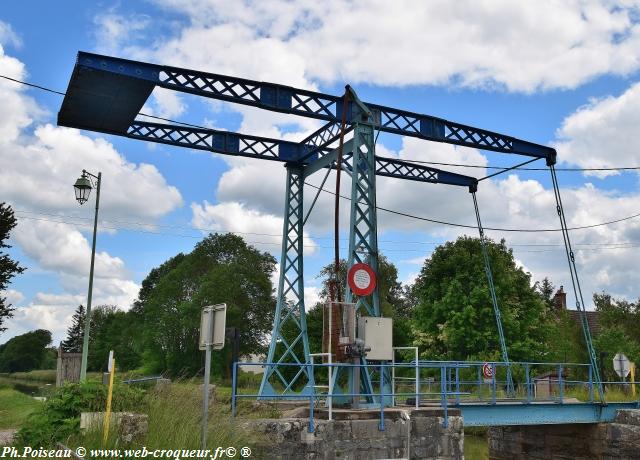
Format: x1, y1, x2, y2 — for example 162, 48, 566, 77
199, 304, 227, 350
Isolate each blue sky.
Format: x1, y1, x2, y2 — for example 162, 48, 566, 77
2, 1, 640, 344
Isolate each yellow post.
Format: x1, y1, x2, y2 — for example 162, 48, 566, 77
631, 362, 636, 398
102, 356, 115, 445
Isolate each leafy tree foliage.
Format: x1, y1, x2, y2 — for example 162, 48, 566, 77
61, 305, 85, 352
0, 202, 25, 334
593, 292, 640, 380
534, 277, 555, 309
136, 233, 276, 376
544, 309, 586, 364
87, 305, 142, 372
0, 329, 52, 372
412, 236, 549, 362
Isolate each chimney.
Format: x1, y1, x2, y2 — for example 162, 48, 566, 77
553, 286, 567, 310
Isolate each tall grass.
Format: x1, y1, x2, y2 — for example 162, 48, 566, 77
67, 382, 260, 453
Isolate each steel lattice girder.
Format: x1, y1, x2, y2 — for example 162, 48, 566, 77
58, 51, 556, 164
125, 121, 479, 190
259, 166, 314, 397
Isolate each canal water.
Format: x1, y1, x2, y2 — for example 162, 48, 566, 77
0, 376, 54, 398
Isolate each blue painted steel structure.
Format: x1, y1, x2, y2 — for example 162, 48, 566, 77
57, 51, 607, 404
232, 360, 639, 430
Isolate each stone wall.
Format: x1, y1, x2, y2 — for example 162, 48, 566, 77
488, 409, 640, 460
244, 409, 463, 460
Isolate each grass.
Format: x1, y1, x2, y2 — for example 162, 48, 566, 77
66, 381, 263, 454
0, 387, 42, 429
465, 434, 489, 460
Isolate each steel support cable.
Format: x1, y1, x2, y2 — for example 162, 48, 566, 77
477, 157, 540, 182
549, 164, 605, 403
472, 192, 515, 395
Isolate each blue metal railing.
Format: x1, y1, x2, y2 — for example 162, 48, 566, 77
231, 360, 639, 432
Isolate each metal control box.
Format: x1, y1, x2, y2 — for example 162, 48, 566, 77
357, 316, 393, 360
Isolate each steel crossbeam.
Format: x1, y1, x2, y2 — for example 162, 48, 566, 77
64, 52, 556, 163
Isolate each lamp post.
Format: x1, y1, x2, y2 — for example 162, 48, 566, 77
73, 169, 101, 382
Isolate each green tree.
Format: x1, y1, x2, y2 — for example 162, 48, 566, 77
87, 305, 141, 372
412, 236, 549, 362
61, 305, 85, 352
136, 233, 276, 377
544, 309, 586, 364
592, 292, 640, 380
0, 202, 25, 334
534, 277, 555, 308
594, 292, 640, 343
0, 329, 52, 372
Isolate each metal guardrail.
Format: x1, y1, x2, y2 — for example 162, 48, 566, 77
231, 359, 639, 433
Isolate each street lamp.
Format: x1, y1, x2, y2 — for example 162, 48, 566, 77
73, 169, 101, 382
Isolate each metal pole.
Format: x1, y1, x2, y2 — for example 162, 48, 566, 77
80, 171, 101, 382
525, 363, 531, 403
201, 308, 214, 450
415, 347, 419, 409
379, 363, 385, 431
202, 343, 211, 449
231, 361, 237, 417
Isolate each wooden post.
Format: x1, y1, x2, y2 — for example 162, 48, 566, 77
102, 355, 115, 445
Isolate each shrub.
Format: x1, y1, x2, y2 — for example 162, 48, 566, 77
15, 382, 144, 447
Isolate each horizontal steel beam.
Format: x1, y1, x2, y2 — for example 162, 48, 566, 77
125, 121, 478, 189
71, 52, 556, 163
126, 121, 310, 162
460, 402, 639, 426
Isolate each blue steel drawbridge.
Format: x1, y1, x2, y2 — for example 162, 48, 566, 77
57, 52, 623, 424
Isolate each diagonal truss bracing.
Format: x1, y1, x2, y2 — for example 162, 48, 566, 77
63, 52, 556, 163
344, 122, 380, 316
259, 166, 314, 397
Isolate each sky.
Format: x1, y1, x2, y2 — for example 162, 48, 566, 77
2, 0, 640, 345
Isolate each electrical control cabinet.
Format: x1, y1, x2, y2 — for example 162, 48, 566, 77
357, 316, 393, 360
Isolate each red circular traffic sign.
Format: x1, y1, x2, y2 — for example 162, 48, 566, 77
347, 263, 377, 296
482, 362, 494, 379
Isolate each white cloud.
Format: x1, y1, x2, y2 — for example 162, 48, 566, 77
191, 200, 318, 255
0, 21, 21, 48
142, 0, 640, 92
304, 286, 321, 310
0, 45, 177, 340
0, 124, 183, 219
13, 220, 128, 279
1, 289, 24, 307
3, 293, 81, 344
555, 81, 640, 177
93, 12, 150, 55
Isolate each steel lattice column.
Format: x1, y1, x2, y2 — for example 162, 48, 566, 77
345, 122, 380, 316
343, 121, 385, 404
259, 165, 314, 397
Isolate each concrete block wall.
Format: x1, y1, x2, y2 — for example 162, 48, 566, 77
244, 411, 463, 460
488, 409, 640, 460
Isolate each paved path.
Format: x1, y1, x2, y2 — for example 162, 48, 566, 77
0, 429, 17, 446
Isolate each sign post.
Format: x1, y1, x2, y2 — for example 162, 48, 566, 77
199, 304, 227, 450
